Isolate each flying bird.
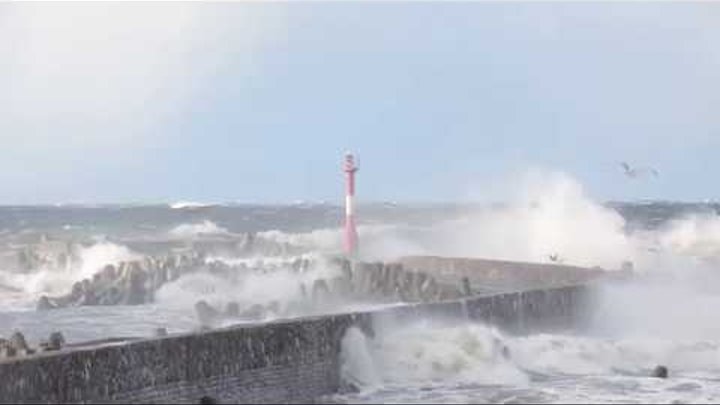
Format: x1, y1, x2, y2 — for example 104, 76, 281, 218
620, 162, 659, 179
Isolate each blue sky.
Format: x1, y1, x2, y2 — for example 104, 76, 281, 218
1, 2, 719, 204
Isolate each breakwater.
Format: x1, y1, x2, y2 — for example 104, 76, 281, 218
0, 269, 598, 404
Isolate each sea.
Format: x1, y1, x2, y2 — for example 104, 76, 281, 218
1, 189, 720, 403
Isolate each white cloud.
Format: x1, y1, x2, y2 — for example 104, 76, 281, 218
0, 2, 286, 202
0, 2, 285, 152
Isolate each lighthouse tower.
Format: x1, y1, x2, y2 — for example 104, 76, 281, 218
343, 152, 359, 257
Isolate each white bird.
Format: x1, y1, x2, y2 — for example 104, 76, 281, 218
620, 162, 659, 179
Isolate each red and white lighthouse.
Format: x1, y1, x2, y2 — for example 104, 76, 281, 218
343, 152, 359, 257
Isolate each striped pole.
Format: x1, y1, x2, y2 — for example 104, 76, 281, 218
343, 153, 358, 257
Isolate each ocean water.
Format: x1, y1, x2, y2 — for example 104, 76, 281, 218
334, 278, 720, 404
1, 192, 720, 403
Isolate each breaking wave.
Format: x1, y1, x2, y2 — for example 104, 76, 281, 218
341, 321, 527, 388
154, 254, 341, 315
258, 224, 426, 260
168, 220, 230, 238
658, 213, 720, 260
255, 171, 720, 272
340, 319, 720, 402
169, 201, 217, 210
0, 241, 139, 309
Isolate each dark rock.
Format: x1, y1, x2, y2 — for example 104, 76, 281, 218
102, 264, 117, 281
10, 331, 28, 351
420, 277, 439, 301
266, 301, 280, 315
79, 289, 98, 306
70, 282, 83, 299
117, 262, 128, 277
36, 295, 57, 311
461, 277, 472, 296
50, 331, 65, 347
58, 253, 69, 270
312, 279, 331, 304
199, 395, 217, 404
340, 259, 352, 281
41, 332, 65, 351
501, 346, 511, 360
124, 266, 148, 305
98, 286, 122, 306
339, 380, 360, 394
10, 331, 32, 355
240, 304, 266, 320
328, 276, 348, 298
652, 365, 669, 379
621, 260, 634, 273
155, 267, 168, 286
225, 302, 240, 318
195, 300, 221, 327
0, 338, 16, 358
168, 266, 179, 282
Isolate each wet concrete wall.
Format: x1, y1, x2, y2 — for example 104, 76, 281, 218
0, 283, 594, 404
398, 255, 608, 294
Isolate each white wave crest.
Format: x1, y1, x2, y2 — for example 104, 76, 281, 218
154, 255, 341, 314
658, 214, 720, 259
258, 224, 426, 261
169, 201, 217, 209
0, 241, 139, 307
341, 318, 720, 398
168, 220, 230, 238
341, 321, 527, 388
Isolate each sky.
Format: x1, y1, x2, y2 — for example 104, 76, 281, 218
1, 1, 719, 205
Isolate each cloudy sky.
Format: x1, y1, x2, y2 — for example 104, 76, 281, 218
1, 2, 719, 204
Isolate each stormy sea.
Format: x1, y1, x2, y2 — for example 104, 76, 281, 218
1, 175, 720, 403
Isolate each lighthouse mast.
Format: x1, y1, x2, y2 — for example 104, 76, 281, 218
343, 152, 359, 257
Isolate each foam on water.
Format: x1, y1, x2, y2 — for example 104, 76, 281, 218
339, 319, 720, 404
205, 253, 319, 269
658, 213, 720, 259
342, 321, 528, 388
154, 254, 341, 313
168, 220, 230, 239
254, 171, 720, 272
169, 201, 218, 210
0, 241, 139, 309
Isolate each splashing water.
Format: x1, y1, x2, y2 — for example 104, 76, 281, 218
0, 241, 139, 308
168, 220, 230, 238
338, 319, 720, 404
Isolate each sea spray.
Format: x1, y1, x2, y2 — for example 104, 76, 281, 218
341, 320, 528, 388
168, 220, 230, 238
0, 241, 139, 307
258, 224, 426, 261
341, 327, 381, 388
339, 318, 720, 401
154, 254, 343, 315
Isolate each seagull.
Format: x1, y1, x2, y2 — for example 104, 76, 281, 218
548, 253, 560, 263
620, 162, 659, 179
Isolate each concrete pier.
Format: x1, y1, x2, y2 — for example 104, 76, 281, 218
0, 257, 608, 404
